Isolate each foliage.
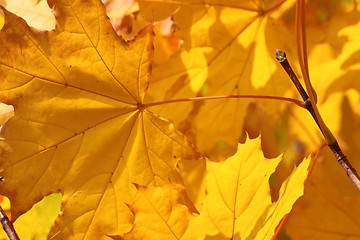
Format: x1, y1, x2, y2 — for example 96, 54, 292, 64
0, 0, 359, 239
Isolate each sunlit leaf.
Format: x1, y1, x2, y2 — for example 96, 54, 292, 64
116, 185, 193, 240
0, 0, 55, 30
182, 136, 311, 239
0, 194, 61, 240
0, 0, 200, 238
139, 0, 299, 160
285, 147, 360, 240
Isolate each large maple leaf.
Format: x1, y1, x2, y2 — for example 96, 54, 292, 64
138, 0, 300, 160
106, 136, 311, 240
0, 0, 200, 238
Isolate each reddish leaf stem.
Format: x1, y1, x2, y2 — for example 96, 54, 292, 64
142, 95, 305, 108
295, 0, 360, 191
305, 143, 327, 182
276, 50, 360, 191
276, 0, 360, 191
271, 213, 289, 240
0, 205, 19, 240
295, 0, 335, 144
271, 143, 326, 240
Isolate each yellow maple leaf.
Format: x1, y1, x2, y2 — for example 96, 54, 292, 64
182, 136, 311, 240
281, 81, 360, 240
3, 0, 358, 239
139, 0, 301, 160
0, 0, 200, 238
0, 193, 61, 240
285, 147, 360, 240
116, 185, 193, 240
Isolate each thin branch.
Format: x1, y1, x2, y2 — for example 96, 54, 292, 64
275, 49, 321, 130
276, 50, 360, 191
275, 50, 308, 102
0, 205, 19, 240
328, 142, 360, 190
142, 94, 305, 108
296, 0, 360, 191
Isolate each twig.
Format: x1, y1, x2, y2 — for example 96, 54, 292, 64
276, 50, 360, 191
0, 205, 19, 240
275, 49, 321, 130
275, 50, 308, 102
328, 142, 360, 190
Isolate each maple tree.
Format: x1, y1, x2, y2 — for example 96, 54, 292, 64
0, 0, 360, 239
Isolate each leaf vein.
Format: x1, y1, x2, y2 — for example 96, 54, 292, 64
81, 112, 139, 239
65, 0, 138, 103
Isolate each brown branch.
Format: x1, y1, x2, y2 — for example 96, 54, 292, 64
0, 205, 19, 240
276, 50, 360, 191
275, 50, 308, 102
328, 141, 360, 190
276, 49, 322, 131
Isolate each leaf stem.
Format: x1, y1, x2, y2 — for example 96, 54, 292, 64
0, 205, 19, 240
295, 0, 336, 145
276, 50, 360, 191
142, 95, 305, 108
276, 0, 360, 191
271, 143, 327, 240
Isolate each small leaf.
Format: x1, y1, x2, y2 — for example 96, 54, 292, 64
118, 185, 193, 240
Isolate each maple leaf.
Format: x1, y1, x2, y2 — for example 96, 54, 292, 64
115, 185, 193, 240
139, 0, 300, 160
107, 136, 312, 240
180, 136, 311, 240
2, 0, 360, 239
285, 147, 360, 240
0, 0, 200, 238
0, 193, 61, 239
281, 84, 360, 239
0, 0, 55, 30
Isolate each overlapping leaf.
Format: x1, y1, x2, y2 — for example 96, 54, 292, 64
139, 0, 300, 160
2, 0, 360, 239
0, 0, 55, 30
0, 194, 61, 239
118, 185, 193, 240
285, 147, 360, 240
0, 103, 13, 127
181, 137, 311, 240
0, 0, 200, 238
283, 86, 360, 239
